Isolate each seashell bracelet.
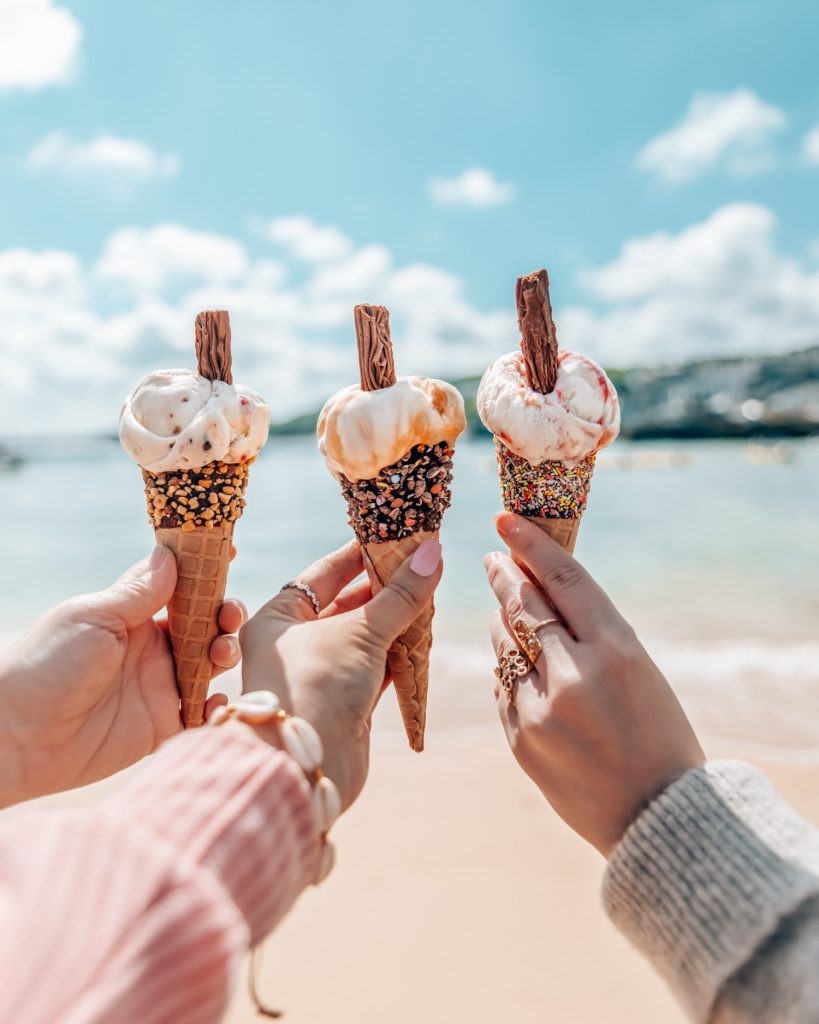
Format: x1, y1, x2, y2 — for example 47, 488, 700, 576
208, 690, 340, 887
210, 689, 342, 1018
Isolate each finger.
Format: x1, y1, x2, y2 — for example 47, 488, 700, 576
484, 551, 573, 665
92, 546, 177, 630
209, 634, 241, 672
495, 512, 624, 641
230, 544, 237, 563
204, 692, 229, 721
217, 598, 247, 635
320, 580, 373, 619
362, 537, 443, 648
269, 540, 364, 621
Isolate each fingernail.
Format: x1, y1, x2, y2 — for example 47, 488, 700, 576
223, 636, 240, 660
410, 538, 442, 577
495, 512, 517, 538
483, 551, 501, 570
233, 599, 249, 623
149, 545, 170, 571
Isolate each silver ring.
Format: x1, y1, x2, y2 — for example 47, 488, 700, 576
280, 580, 321, 616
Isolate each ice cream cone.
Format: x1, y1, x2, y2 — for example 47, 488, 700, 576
317, 304, 466, 752
121, 310, 269, 727
478, 270, 620, 555
155, 522, 233, 727
361, 530, 436, 752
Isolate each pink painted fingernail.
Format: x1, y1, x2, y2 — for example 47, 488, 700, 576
495, 512, 517, 538
410, 539, 442, 577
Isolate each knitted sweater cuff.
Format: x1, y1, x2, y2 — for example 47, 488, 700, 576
602, 761, 819, 1021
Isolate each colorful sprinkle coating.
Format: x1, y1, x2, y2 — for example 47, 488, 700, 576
142, 457, 253, 532
495, 438, 595, 519
340, 442, 454, 544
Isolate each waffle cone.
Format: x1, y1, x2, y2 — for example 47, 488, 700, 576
526, 515, 581, 555
361, 530, 436, 753
154, 522, 233, 727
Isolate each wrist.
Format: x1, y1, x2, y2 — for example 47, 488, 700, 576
210, 691, 341, 885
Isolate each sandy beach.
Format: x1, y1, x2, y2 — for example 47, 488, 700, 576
14, 667, 819, 1023
218, 720, 819, 1024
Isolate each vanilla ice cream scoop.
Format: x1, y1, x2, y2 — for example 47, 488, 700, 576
120, 369, 270, 473
477, 350, 620, 467
318, 375, 466, 481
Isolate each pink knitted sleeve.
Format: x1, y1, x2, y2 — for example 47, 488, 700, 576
0, 723, 320, 1024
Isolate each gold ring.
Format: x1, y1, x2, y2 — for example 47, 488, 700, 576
532, 618, 561, 632
511, 618, 561, 664
494, 649, 530, 705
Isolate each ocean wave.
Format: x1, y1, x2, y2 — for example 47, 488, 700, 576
425, 637, 819, 752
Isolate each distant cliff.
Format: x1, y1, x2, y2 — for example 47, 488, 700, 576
608, 345, 819, 440
271, 345, 819, 441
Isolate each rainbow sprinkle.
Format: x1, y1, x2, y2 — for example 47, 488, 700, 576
494, 438, 595, 519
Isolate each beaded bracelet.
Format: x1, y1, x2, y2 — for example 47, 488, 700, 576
209, 690, 341, 886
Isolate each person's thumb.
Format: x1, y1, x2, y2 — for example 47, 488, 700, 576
363, 538, 443, 648
94, 545, 177, 629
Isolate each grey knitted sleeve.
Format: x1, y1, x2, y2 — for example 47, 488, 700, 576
602, 761, 819, 1022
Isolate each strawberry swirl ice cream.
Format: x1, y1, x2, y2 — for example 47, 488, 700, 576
477, 350, 620, 467
119, 369, 270, 473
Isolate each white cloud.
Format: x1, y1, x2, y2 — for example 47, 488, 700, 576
636, 89, 786, 184
4, 207, 817, 437
427, 167, 517, 207
801, 125, 819, 165
95, 225, 249, 294
0, 0, 82, 92
563, 203, 819, 365
26, 132, 180, 180
0, 219, 511, 435
264, 216, 353, 262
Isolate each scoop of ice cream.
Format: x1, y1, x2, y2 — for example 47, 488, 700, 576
119, 369, 270, 473
318, 376, 466, 481
477, 350, 620, 467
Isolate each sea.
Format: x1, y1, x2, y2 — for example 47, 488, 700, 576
2, 435, 818, 754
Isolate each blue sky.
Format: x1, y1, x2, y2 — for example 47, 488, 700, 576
1, 0, 818, 433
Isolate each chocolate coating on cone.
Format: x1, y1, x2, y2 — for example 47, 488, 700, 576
142, 459, 251, 530
355, 304, 396, 392
516, 269, 558, 395
195, 310, 233, 384
339, 442, 454, 544
495, 438, 595, 519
